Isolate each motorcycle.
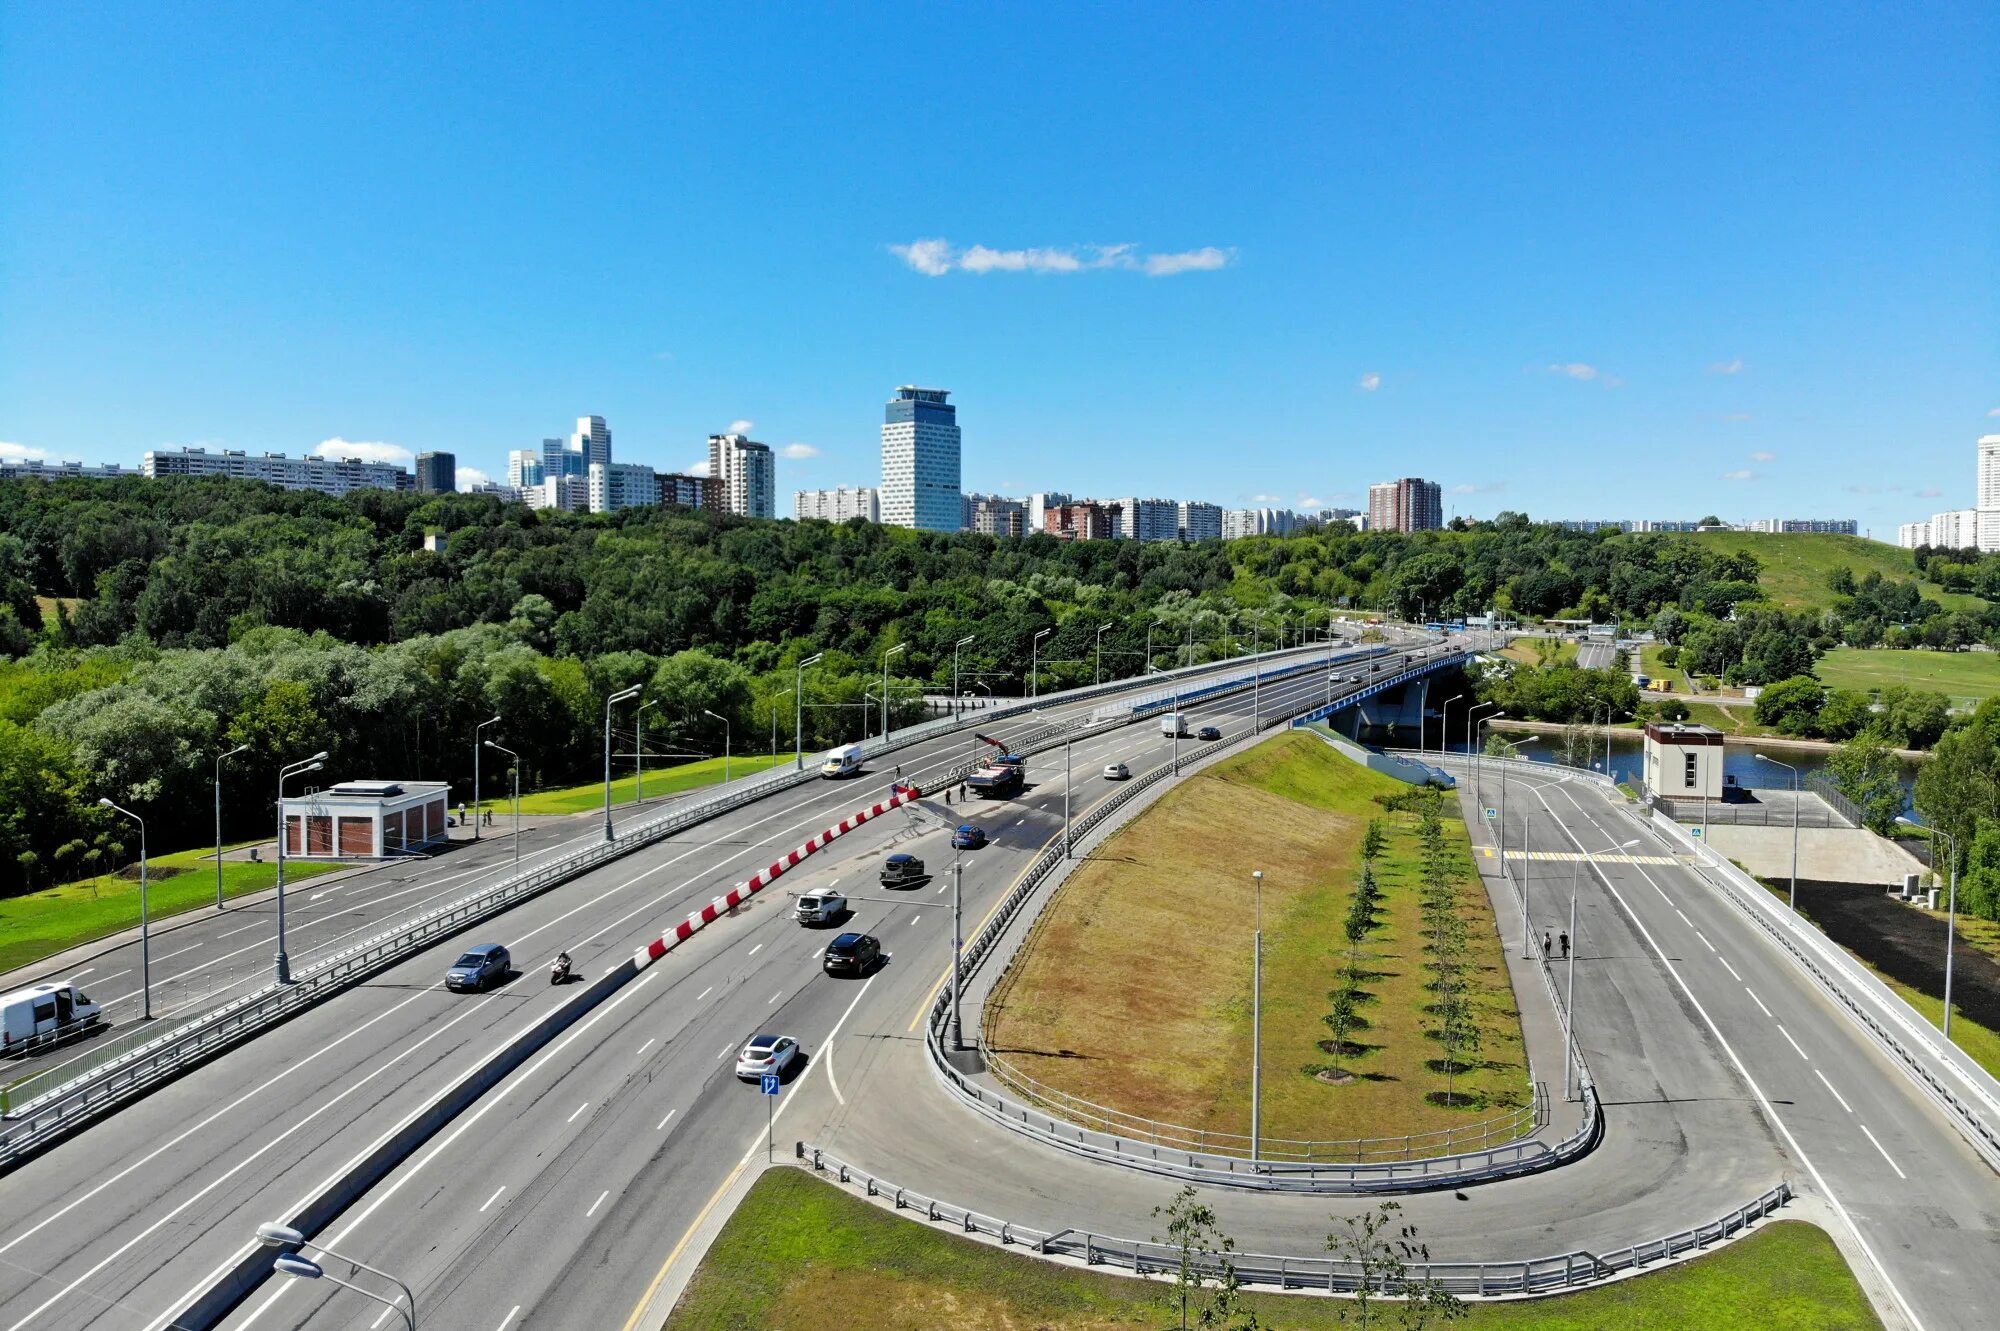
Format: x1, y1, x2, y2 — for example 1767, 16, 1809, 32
550, 954, 572, 986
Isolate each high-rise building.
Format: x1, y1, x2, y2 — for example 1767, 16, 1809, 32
708, 433, 776, 518
1977, 436, 2000, 552
658, 472, 709, 509
880, 386, 961, 531
572, 416, 612, 472
0, 459, 136, 481
1743, 518, 1859, 535
1120, 498, 1182, 542
1898, 520, 1932, 549
1026, 492, 1073, 533
1928, 508, 1980, 549
1222, 507, 1301, 539
1046, 502, 1119, 542
507, 449, 545, 490
414, 451, 456, 494
796, 486, 881, 522
532, 474, 589, 512
1368, 477, 1443, 533
969, 494, 1026, 537
589, 461, 661, 513
142, 447, 411, 497
1178, 501, 1223, 542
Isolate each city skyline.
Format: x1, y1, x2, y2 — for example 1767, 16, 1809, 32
2, 6, 1992, 527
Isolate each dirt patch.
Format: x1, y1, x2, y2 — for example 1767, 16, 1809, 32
1794, 880, 2000, 1031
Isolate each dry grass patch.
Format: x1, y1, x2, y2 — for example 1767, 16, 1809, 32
984, 732, 1527, 1148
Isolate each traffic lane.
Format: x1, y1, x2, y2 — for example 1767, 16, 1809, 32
1525, 773, 1981, 1331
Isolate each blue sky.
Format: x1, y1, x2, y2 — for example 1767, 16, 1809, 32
2, 3, 1994, 532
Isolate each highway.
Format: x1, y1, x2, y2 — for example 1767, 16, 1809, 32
0, 643, 1385, 1331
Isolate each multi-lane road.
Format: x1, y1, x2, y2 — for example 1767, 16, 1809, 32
0, 642, 1390, 1331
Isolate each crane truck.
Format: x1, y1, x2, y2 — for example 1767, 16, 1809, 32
964, 732, 1027, 799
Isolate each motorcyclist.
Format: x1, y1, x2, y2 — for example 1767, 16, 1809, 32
551, 950, 572, 982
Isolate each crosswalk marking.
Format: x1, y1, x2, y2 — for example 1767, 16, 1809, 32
1475, 847, 1679, 865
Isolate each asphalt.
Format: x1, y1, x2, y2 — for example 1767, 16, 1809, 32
0, 643, 1392, 1331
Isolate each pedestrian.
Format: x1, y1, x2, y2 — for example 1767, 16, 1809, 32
457, 801, 466, 828
1560, 931, 1570, 959
1542, 930, 1552, 958
959, 782, 966, 801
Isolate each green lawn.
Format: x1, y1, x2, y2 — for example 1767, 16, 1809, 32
1817, 647, 2000, 704
1680, 531, 1984, 614
504, 752, 793, 815
0, 844, 341, 974
665, 1167, 1880, 1330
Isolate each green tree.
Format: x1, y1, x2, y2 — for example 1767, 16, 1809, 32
1325, 1201, 1464, 1329
1752, 676, 1826, 736
1816, 689, 1875, 741
228, 678, 323, 758
1152, 1186, 1261, 1330
1827, 737, 1905, 835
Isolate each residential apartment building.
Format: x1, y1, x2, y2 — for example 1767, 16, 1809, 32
0, 459, 137, 481
1367, 477, 1443, 533
1026, 491, 1073, 533
968, 494, 1026, 537
1222, 507, 1301, 539
1925, 508, 1980, 550
572, 416, 612, 472
588, 461, 661, 513
1178, 500, 1223, 542
142, 447, 412, 497
414, 451, 456, 494
659, 472, 710, 510
533, 474, 589, 513
707, 433, 776, 518
1898, 521, 1932, 549
795, 486, 880, 522
880, 386, 961, 531
1100, 496, 1180, 541
1046, 501, 1120, 542
1743, 518, 1859, 535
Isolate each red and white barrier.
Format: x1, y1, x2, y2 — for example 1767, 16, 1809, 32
632, 783, 922, 970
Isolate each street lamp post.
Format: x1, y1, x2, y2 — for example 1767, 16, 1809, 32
1482, 732, 1532, 956
1899, 815, 1960, 1041
602, 687, 641, 842
1251, 868, 1264, 1160
472, 714, 501, 839
274, 751, 328, 984
1031, 628, 1052, 700
952, 635, 975, 719
1063, 739, 1072, 857
1563, 837, 1641, 1100
635, 697, 657, 804
1755, 753, 1801, 911
483, 740, 521, 868
214, 743, 249, 909
882, 643, 906, 739
703, 708, 732, 784
794, 652, 823, 771
1095, 623, 1111, 686
98, 799, 150, 1019
951, 853, 965, 1051
259, 1223, 414, 1331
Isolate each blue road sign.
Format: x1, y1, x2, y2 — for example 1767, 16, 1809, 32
1484, 807, 1498, 819
760, 1073, 781, 1095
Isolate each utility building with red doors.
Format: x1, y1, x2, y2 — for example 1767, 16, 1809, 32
279, 780, 451, 859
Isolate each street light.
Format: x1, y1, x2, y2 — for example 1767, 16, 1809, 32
259, 1222, 414, 1331
1562, 836, 1642, 1100
97, 798, 150, 1019
794, 652, 823, 770
1755, 754, 1801, 911
1251, 868, 1264, 1160
1095, 624, 1111, 685
635, 697, 658, 803
274, 750, 328, 984
703, 708, 732, 784
1899, 815, 1960, 1042
472, 715, 501, 839
1031, 628, 1052, 700
882, 643, 906, 739
603, 688, 641, 842
214, 743, 249, 909
952, 634, 976, 719
483, 740, 521, 868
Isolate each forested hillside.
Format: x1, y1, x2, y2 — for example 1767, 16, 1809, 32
0, 476, 1980, 896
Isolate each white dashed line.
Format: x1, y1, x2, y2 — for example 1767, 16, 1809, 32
910, 915, 921, 925
494, 1307, 521, 1331
769, 991, 781, 1004
717, 1044, 732, 1060
566, 1102, 590, 1124
1745, 988, 1773, 1018
479, 1186, 506, 1212
1672, 907, 1691, 926
696, 986, 713, 1001
656, 1109, 677, 1130
1815, 1069, 1853, 1113
1719, 957, 1742, 981
747, 943, 763, 957
1776, 1024, 1810, 1060
586, 1189, 610, 1218
68, 968, 94, 980
636, 1038, 656, 1059
1859, 1125, 1906, 1179
1694, 930, 1715, 952
219, 923, 263, 938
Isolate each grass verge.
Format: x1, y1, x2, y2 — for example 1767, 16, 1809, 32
0, 845, 341, 974
664, 1167, 1881, 1330
1817, 647, 2000, 705
984, 730, 1527, 1146
505, 752, 792, 815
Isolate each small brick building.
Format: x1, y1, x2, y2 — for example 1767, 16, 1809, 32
281, 780, 451, 859
1642, 722, 1726, 802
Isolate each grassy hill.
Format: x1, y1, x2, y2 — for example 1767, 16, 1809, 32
1682, 531, 1985, 613
1818, 646, 2000, 703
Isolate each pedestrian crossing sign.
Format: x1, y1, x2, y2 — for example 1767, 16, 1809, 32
1484, 807, 1497, 819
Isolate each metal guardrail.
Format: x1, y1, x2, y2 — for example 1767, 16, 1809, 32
923, 666, 1602, 1190
0, 644, 1344, 1166
797, 1145, 1794, 1296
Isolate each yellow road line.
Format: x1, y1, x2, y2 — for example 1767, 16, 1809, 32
619, 1154, 751, 1331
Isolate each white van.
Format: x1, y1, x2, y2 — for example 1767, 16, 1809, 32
1, 982, 102, 1055
1160, 713, 1187, 738
819, 743, 865, 779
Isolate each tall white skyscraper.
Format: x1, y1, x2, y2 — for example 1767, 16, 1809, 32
571, 416, 612, 471
708, 433, 776, 518
1027, 491, 1073, 533
880, 386, 961, 531
507, 449, 545, 489
1978, 435, 2000, 552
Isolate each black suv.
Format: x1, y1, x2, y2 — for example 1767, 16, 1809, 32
880, 853, 926, 888
1197, 725, 1223, 741
823, 932, 881, 976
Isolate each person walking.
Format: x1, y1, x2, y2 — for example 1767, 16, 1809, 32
1542, 930, 1552, 958
1559, 931, 1571, 959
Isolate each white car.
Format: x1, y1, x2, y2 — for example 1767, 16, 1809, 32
735, 1034, 802, 1081
1103, 762, 1130, 780
794, 891, 847, 926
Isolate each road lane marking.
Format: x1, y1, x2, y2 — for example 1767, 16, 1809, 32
1719, 956, 1742, 981
656, 1108, 677, 1130
219, 922, 264, 937
747, 943, 763, 957
696, 986, 713, 1001
566, 1102, 590, 1123
67, 968, 94, 979
910, 915, 921, 925
480, 1186, 506, 1212
636, 1038, 656, 1058
586, 1189, 610, 1218
1745, 988, 1773, 1018
769, 991, 781, 1004
1694, 930, 1715, 953
1859, 1124, 1907, 1179
1776, 1024, 1810, 1060
1816, 1069, 1854, 1113
718, 1044, 732, 1059
1672, 907, 1691, 927
495, 1307, 521, 1331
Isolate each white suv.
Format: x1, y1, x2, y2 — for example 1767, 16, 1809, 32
794, 891, 847, 926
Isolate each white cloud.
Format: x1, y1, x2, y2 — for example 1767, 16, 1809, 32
456, 467, 493, 492
1358, 371, 1382, 393
1727, 413, 1756, 423
890, 239, 1233, 278
1250, 493, 1283, 504
655, 351, 674, 361
1298, 496, 1324, 509
1708, 358, 1745, 375
1722, 469, 1756, 481
316, 437, 413, 466
779, 443, 821, 460
726, 419, 754, 436
687, 460, 711, 478
1451, 481, 1508, 495
1989, 408, 2000, 417
1545, 362, 1621, 386
1749, 450, 1776, 461
0, 441, 51, 464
